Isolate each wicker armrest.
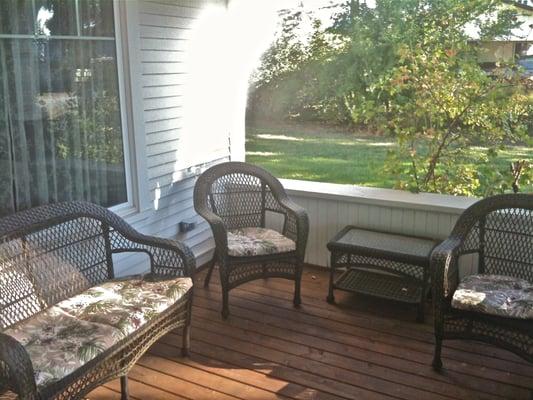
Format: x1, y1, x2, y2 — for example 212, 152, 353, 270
278, 197, 309, 258
0, 333, 37, 400
430, 237, 462, 300
111, 229, 195, 278
195, 208, 228, 258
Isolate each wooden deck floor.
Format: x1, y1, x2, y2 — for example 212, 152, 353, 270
89, 267, 533, 400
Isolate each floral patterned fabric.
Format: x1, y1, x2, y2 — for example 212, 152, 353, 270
227, 227, 296, 257
452, 274, 533, 319
4, 307, 121, 387
56, 276, 193, 337
3, 275, 192, 388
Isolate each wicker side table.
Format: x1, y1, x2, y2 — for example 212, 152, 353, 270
327, 226, 439, 322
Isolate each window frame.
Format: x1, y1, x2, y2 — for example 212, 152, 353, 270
109, 0, 136, 216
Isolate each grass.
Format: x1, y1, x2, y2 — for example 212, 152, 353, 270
245, 125, 533, 192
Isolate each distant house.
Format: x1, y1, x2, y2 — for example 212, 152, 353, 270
473, 1, 533, 67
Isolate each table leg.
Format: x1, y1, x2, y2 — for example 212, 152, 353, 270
327, 253, 336, 304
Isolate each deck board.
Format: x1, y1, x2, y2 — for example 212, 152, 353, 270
89, 267, 532, 400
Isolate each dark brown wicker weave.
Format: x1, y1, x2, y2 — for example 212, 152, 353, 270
194, 162, 309, 318
431, 193, 533, 370
0, 201, 195, 400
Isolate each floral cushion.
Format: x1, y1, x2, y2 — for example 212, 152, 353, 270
452, 274, 533, 319
4, 308, 122, 387
227, 227, 296, 257
56, 276, 193, 337
3, 275, 192, 388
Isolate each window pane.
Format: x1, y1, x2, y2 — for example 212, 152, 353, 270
35, 0, 78, 36
0, 36, 127, 215
80, 0, 115, 37
0, 0, 34, 35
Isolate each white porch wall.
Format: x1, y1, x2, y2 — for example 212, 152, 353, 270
279, 180, 481, 278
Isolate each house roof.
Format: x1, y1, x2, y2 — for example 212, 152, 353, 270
504, 1, 533, 12
467, 2, 533, 42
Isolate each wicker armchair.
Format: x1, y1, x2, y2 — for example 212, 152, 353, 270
0, 201, 195, 400
431, 194, 533, 370
194, 162, 309, 318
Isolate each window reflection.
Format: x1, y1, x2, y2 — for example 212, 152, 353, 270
0, 0, 127, 216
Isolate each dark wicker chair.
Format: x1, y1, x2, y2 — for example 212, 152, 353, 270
0, 201, 195, 400
431, 193, 533, 370
194, 162, 309, 318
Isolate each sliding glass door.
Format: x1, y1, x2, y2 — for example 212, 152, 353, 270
0, 0, 127, 216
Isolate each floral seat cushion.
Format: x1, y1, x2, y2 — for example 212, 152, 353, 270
227, 227, 296, 257
4, 308, 122, 388
56, 276, 193, 337
3, 275, 192, 388
452, 274, 533, 319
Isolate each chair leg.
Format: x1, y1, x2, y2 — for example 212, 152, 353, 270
222, 287, 230, 319
203, 258, 216, 288
120, 375, 129, 400
181, 312, 192, 357
220, 265, 230, 319
327, 263, 336, 304
293, 263, 302, 307
432, 337, 443, 371
182, 323, 191, 357
416, 302, 425, 323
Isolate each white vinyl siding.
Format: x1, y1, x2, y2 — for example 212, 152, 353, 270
280, 180, 480, 278
117, 0, 228, 275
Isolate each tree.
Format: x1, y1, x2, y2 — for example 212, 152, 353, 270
359, 0, 533, 195
249, 0, 533, 195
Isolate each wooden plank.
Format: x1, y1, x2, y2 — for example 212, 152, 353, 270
104, 374, 188, 400
174, 334, 393, 399
141, 349, 291, 400
87, 386, 123, 399
152, 341, 342, 400
131, 362, 243, 400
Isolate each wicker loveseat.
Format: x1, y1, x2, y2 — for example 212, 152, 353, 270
432, 194, 533, 370
0, 202, 195, 400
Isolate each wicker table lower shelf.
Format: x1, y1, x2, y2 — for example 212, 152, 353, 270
327, 226, 439, 322
334, 267, 423, 304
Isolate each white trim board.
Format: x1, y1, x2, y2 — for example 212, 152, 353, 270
281, 179, 479, 214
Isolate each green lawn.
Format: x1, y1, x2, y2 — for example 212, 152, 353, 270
245, 125, 533, 192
